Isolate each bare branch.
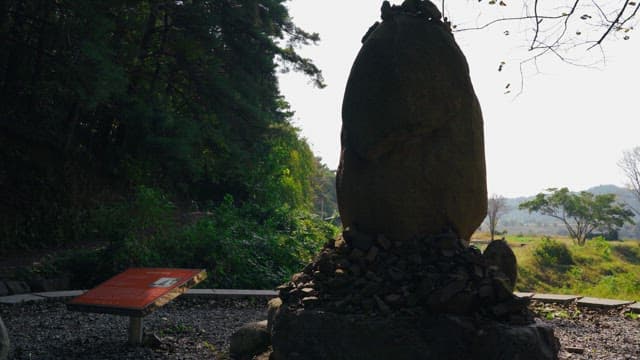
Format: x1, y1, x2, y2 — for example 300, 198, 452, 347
588, 0, 631, 50
530, 0, 541, 50
591, 0, 612, 23
620, 0, 640, 27
455, 13, 571, 32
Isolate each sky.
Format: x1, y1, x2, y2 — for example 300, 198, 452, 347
278, 0, 640, 198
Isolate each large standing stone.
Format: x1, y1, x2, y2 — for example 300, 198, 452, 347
337, 2, 487, 242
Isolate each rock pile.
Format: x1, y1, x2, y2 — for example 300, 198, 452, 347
267, 230, 560, 360
275, 228, 531, 324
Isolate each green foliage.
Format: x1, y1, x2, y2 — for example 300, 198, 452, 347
539, 306, 580, 320
0, 0, 325, 251
312, 160, 339, 224
587, 237, 612, 259
519, 188, 635, 245
625, 312, 640, 320
532, 237, 574, 268
46, 188, 338, 289
612, 244, 640, 263
516, 238, 640, 300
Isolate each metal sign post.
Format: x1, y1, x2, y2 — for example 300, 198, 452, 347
128, 317, 144, 345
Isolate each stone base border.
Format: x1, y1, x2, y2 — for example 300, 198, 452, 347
0, 289, 277, 305
1, 290, 637, 312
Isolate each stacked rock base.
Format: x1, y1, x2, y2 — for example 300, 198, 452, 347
268, 229, 560, 360
271, 310, 558, 360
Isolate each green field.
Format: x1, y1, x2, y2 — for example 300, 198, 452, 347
473, 233, 640, 301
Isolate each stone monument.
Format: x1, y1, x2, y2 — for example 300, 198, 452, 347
337, 0, 486, 244
263, 1, 559, 359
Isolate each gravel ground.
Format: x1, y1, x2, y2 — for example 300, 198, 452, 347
1, 297, 639, 359
1, 297, 267, 359
531, 301, 640, 360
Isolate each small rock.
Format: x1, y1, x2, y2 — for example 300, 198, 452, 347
267, 298, 283, 333
483, 239, 517, 291
343, 227, 374, 251
361, 298, 375, 312
350, 264, 362, 277
143, 333, 162, 348
442, 249, 456, 257
384, 293, 401, 302
349, 248, 366, 261
408, 254, 422, 265
230, 320, 271, 360
302, 297, 319, 308
5, 280, 30, 295
490, 303, 511, 317
302, 262, 314, 274
290, 273, 304, 283
301, 288, 315, 295
27, 276, 70, 292
376, 234, 392, 250
388, 268, 404, 281
365, 246, 379, 262
438, 280, 467, 303
478, 284, 493, 299
327, 277, 349, 290
373, 295, 390, 313
565, 346, 585, 354
316, 256, 335, 274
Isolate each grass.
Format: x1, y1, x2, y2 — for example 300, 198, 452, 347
473, 232, 640, 301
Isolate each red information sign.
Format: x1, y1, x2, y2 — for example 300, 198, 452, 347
68, 268, 206, 316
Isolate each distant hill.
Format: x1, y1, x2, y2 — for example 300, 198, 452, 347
484, 185, 640, 239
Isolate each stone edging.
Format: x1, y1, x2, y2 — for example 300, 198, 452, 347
515, 292, 639, 312
0, 289, 277, 305
0, 290, 638, 313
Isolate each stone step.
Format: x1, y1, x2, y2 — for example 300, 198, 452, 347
0, 289, 279, 304
627, 302, 640, 313
531, 294, 581, 304
185, 289, 278, 297
33, 290, 86, 298
0, 294, 45, 304
514, 292, 534, 298
577, 297, 635, 309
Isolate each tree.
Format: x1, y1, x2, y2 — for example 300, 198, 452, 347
487, 194, 507, 240
0, 0, 326, 249
311, 158, 339, 224
619, 146, 640, 214
519, 187, 634, 245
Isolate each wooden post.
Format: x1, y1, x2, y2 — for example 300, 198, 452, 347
128, 316, 143, 345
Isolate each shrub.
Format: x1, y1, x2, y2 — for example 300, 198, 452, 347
46, 189, 338, 289
587, 236, 611, 259
533, 237, 574, 268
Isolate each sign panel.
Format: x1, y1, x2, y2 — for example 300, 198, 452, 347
68, 268, 206, 316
